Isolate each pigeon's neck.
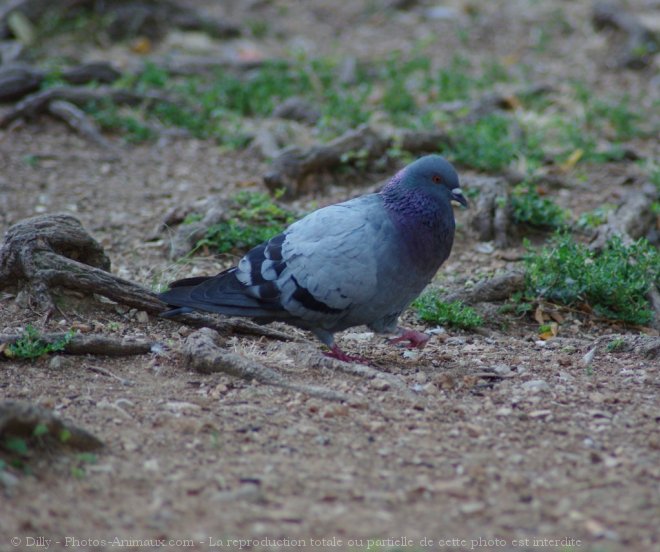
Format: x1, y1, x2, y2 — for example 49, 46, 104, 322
382, 186, 455, 270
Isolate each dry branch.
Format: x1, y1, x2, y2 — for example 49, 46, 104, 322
0, 400, 103, 451
183, 328, 350, 403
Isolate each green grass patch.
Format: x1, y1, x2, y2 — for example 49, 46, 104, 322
448, 114, 517, 171
510, 183, 569, 228
195, 191, 297, 256
524, 233, 659, 325
413, 292, 483, 329
5, 325, 75, 360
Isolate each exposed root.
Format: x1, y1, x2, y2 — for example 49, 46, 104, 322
0, 214, 297, 342
0, 85, 180, 129
442, 270, 527, 305
0, 332, 155, 358
295, 348, 419, 402
47, 100, 121, 160
592, 1, 659, 69
0, 400, 104, 451
183, 328, 350, 403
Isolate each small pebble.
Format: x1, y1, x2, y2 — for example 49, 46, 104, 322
521, 379, 550, 393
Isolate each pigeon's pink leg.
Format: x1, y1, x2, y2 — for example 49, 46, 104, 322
324, 344, 371, 365
388, 328, 430, 349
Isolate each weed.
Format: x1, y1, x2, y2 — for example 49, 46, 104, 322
448, 114, 516, 171
71, 452, 97, 479
195, 192, 296, 256
413, 292, 483, 329
606, 337, 625, 352
6, 325, 75, 360
510, 183, 568, 228
524, 233, 659, 325
576, 205, 615, 229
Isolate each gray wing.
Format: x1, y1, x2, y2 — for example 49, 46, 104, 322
276, 194, 401, 328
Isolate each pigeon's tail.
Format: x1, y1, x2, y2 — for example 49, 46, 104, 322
158, 269, 285, 319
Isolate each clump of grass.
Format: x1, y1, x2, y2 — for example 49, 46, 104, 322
5, 325, 74, 360
524, 233, 659, 325
510, 183, 569, 229
448, 114, 516, 171
576, 205, 615, 229
195, 191, 296, 255
413, 292, 483, 329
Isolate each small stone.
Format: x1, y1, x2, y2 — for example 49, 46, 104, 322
493, 364, 512, 375
415, 372, 428, 384
521, 379, 550, 393
581, 346, 597, 367
371, 378, 391, 391
0, 469, 19, 488
48, 355, 63, 370
496, 406, 513, 416
529, 409, 552, 419
143, 458, 160, 471
136, 310, 149, 324
422, 382, 437, 394
460, 501, 485, 514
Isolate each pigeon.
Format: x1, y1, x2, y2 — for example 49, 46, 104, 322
159, 154, 467, 362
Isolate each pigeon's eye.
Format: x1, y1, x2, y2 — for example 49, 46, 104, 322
432, 174, 442, 184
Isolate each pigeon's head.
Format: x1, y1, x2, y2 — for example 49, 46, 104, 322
387, 155, 468, 209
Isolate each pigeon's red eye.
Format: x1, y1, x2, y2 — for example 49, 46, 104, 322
432, 175, 442, 184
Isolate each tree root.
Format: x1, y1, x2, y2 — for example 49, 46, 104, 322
0, 85, 180, 129
0, 0, 240, 42
467, 176, 513, 247
592, 1, 659, 69
47, 100, 121, 160
0, 214, 298, 342
442, 270, 526, 305
589, 183, 659, 251
0, 400, 103, 451
183, 328, 351, 403
263, 124, 451, 197
0, 332, 155, 358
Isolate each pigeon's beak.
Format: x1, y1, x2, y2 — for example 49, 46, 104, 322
451, 188, 468, 208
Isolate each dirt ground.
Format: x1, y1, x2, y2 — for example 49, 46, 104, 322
1, 1, 659, 551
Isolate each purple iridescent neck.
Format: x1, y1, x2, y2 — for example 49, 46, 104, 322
381, 169, 456, 270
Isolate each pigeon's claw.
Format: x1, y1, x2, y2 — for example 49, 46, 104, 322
388, 328, 430, 349
324, 344, 371, 365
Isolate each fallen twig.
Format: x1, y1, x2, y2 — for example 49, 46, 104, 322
183, 328, 350, 402
85, 363, 134, 385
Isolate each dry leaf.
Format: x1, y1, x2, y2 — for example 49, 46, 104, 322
560, 148, 584, 172
534, 304, 546, 325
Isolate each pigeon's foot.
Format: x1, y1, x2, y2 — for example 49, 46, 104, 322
324, 344, 370, 365
388, 328, 430, 349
